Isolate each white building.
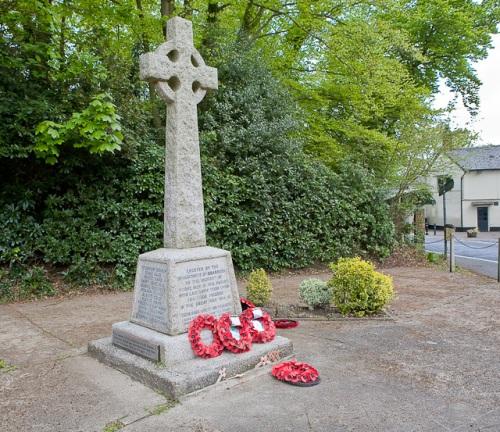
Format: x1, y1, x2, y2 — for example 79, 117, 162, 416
425, 145, 500, 232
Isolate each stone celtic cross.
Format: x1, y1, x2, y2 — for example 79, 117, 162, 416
140, 17, 218, 249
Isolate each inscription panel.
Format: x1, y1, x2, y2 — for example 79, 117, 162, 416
132, 262, 168, 329
112, 331, 160, 361
175, 257, 234, 327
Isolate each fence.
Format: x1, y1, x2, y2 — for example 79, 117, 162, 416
426, 232, 500, 281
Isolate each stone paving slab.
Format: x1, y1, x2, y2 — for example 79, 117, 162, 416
0, 304, 74, 367
0, 354, 165, 432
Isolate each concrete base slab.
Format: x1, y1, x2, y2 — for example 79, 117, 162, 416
111, 320, 206, 364
88, 335, 293, 399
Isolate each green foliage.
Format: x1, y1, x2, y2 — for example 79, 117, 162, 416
0, 0, 121, 158
387, 121, 474, 233
389, 0, 499, 113
329, 257, 394, 316
298, 278, 331, 309
203, 155, 394, 270
0, 46, 394, 286
0, 269, 14, 302
0, 358, 16, 373
0, 199, 43, 264
426, 252, 441, 264
201, 48, 394, 271
246, 268, 272, 306
0, 265, 55, 302
35, 143, 163, 285
34, 93, 123, 164
102, 420, 124, 432
146, 401, 177, 416
19, 266, 55, 299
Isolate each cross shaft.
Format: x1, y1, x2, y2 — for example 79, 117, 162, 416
139, 17, 218, 249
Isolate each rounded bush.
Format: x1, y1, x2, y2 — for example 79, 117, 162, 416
246, 268, 272, 306
298, 278, 331, 309
328, 257, 393, 316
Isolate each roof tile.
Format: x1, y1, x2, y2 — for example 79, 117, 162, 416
449, 145, 500, 170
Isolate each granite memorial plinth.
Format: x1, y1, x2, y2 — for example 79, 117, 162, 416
130, 247, 240, 336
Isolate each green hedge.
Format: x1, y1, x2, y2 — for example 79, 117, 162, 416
0, 47, 394, 283
203, 154, 393, 270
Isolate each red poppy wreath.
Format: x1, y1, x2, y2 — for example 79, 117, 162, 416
216, 313, 252, 353
271, 360, 320, 386
273, 319, 299, 329
188, 314, 224, 359
241, 307, 276, 343
240, 297, 256, 311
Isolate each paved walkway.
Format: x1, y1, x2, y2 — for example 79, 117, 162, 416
1, 267, 500, 431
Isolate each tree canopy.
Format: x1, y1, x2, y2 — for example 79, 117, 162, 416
2, 0, 496, 171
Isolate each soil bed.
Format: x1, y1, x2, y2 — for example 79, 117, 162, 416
265, 302, 392, 321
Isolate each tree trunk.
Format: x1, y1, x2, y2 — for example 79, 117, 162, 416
161, 0, 175, 39
238, 0, 268, 42
135, 0, 162, 130
202, 1, 226, 50
414, 209, 425, 248
59, 15, 66, 59
182, 0, 193, 18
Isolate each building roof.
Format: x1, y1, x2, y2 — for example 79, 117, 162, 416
449, 145, 500, 171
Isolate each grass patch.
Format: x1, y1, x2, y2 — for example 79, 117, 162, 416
102, 420, 125, 432
0, 359, 16, 373
146, 400, 177, 416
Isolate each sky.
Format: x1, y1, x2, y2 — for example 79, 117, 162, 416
434, 33, 500, 146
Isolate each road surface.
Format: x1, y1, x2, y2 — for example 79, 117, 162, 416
425, 235, 499, 279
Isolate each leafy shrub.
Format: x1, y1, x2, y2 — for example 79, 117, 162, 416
0, 269, 14, 302
34, 93, 123, 164
246, 268, 272, 306
329, 257, 393, 316
0, 199, 43, 264
19, 266, 55, 299
426, 252, 440, 264
298, 278, 331, 309
0, 266, 55, 302
200, 47, 394, 270
62, 258, 104, 286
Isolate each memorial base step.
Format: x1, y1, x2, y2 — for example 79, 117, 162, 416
111, 321, 200, 364
88, 335, 293, 399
